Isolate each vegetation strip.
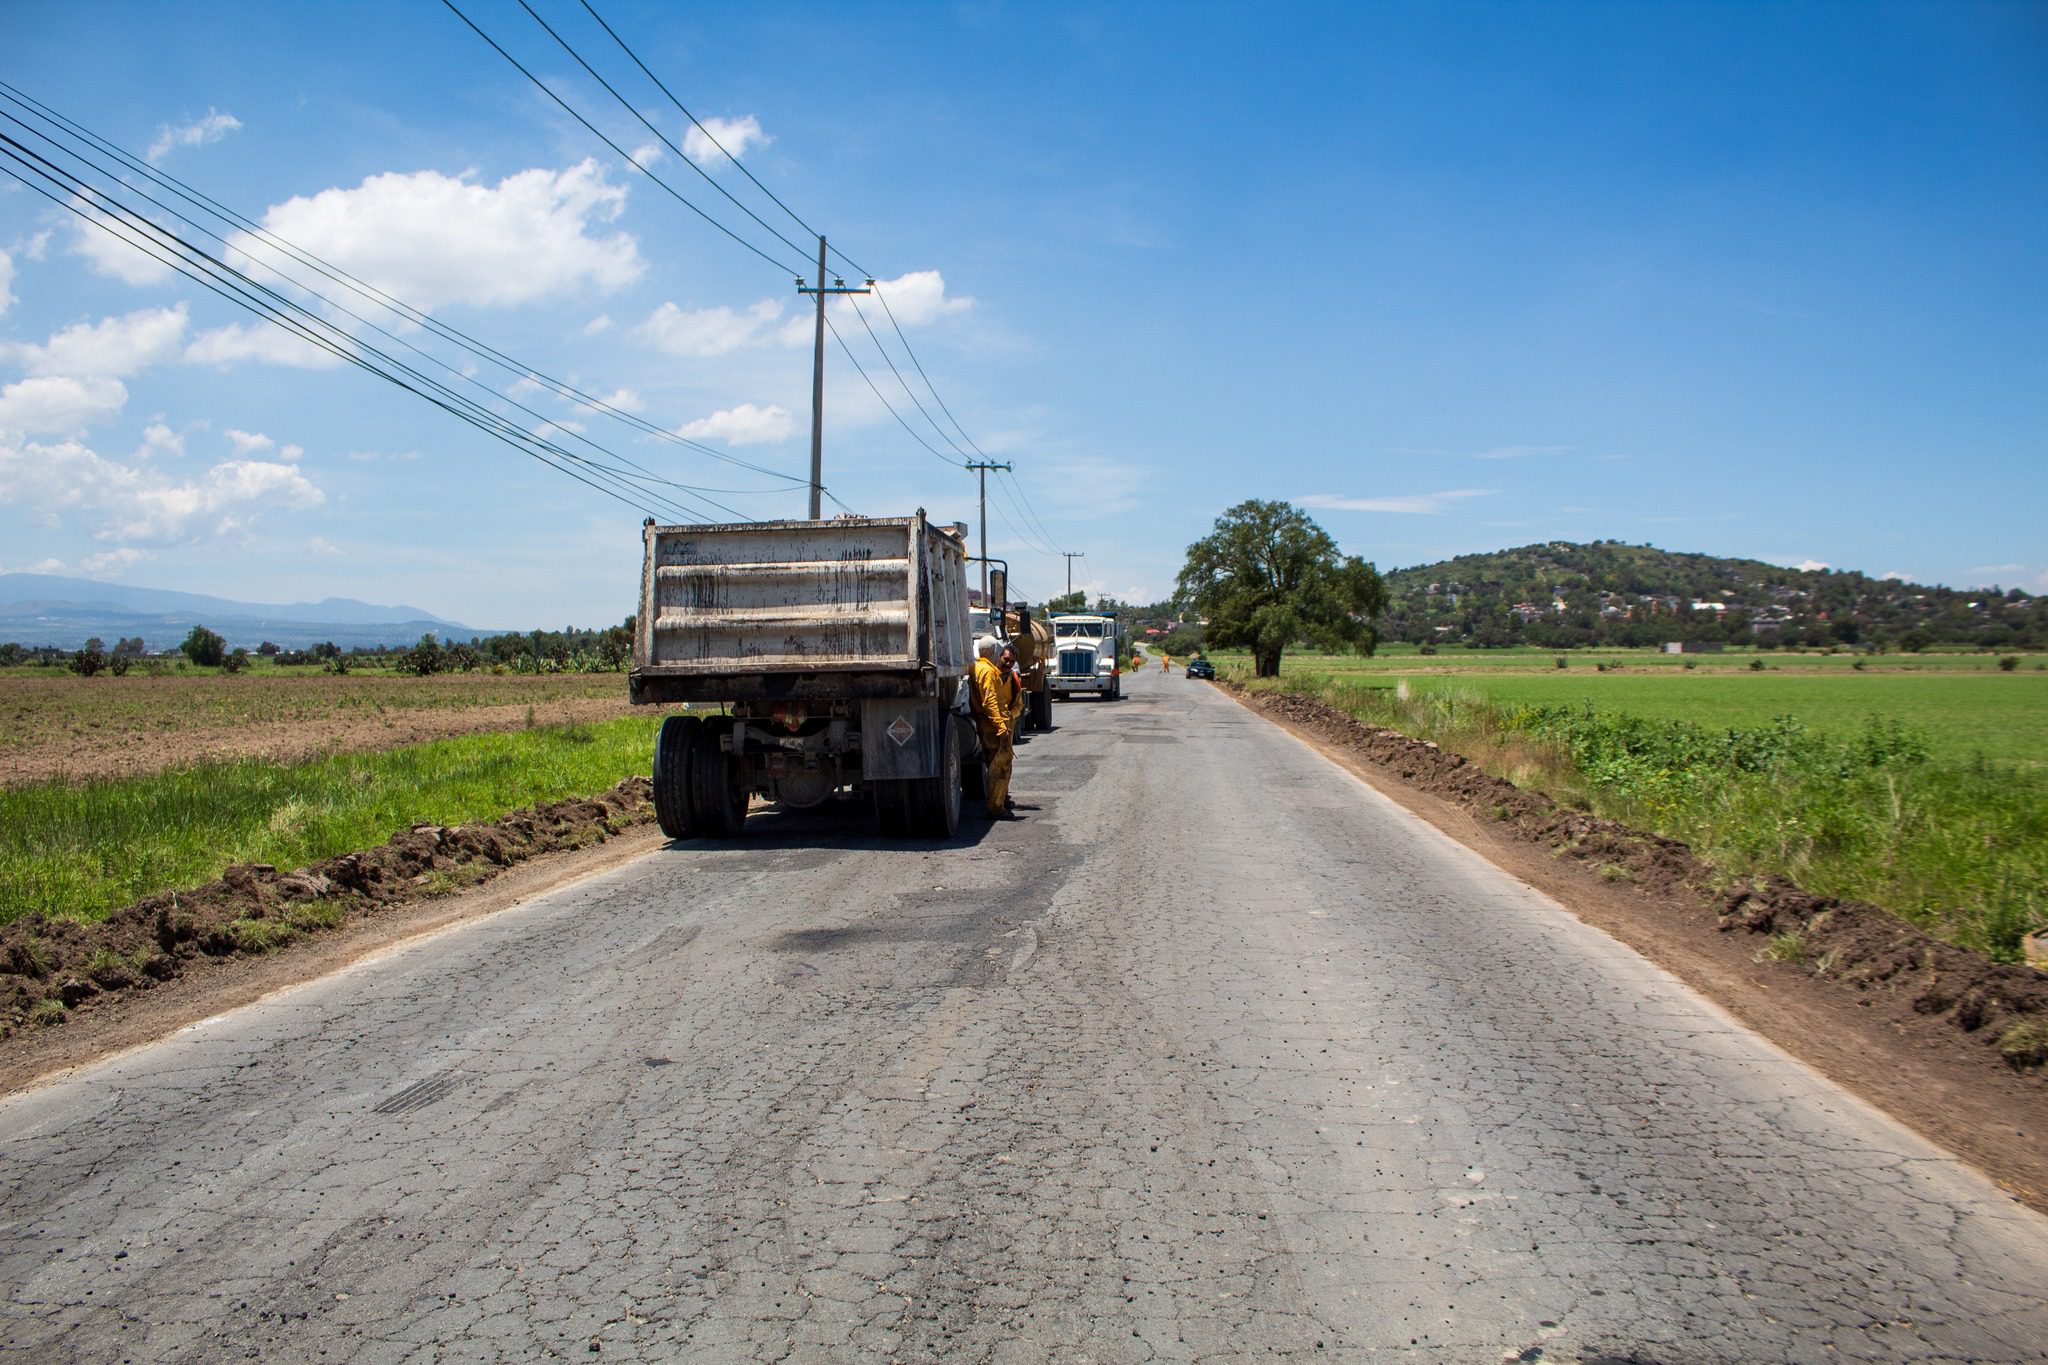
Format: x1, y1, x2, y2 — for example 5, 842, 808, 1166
1, 776, 655, 1036
0, 715, 661, 925
1230, 664, 2045, 961
1223, 680, 2047, 1077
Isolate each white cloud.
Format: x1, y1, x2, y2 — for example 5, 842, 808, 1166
280, 443, 303, 462
629, 142, 666, 167
67, 194, 175, 286
224, 429, 274, 454
1296, 489, 1497, 515
3, 547, 153, 578
0, 433, 325, 541
581, 314, 613, 336
677, 402, 793, 446
682, 115, 769, 166
636, 299, 785, 356
146, 109, 242, 164
135, 423, 184, 459
866, 270, 970, 327
1793, 558, 1829, 572
0, 248, 13, 316
4, 305, 188, 378
1472, 445, 1571, 460
0, 376, 129, 434
231, 160, 643, 311
583, 387, 643, 415
185, 320, 344, 369
1879, 569, 1908, 582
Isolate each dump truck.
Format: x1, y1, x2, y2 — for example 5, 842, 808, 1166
1048, 610, 1122, 701
630, 513, 979, 838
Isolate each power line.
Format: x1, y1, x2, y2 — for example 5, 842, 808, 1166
575, 0, 824, 246
513, 0, 814, 265
0, 82, 811, 493
0, 131, 742, 523
438, 0, 808, 279
824, 315, 965, 468
552, 6, 1028, 516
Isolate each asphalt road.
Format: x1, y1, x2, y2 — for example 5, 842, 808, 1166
4, 665, 2047, 1363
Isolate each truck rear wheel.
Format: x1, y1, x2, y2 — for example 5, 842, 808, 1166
690, 719, 747, 837
652, 714, 699, 838
1029, 687, 1052, 731
909, 716, 963, 838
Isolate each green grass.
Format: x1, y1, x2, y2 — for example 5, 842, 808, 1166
1224, 654, 2048, 961
0, 715, 660, 926
1225, 651, 2048, 766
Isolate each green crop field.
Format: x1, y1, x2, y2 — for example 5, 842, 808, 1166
1228, 652, 2048, 766
1214, 649, 2048, 960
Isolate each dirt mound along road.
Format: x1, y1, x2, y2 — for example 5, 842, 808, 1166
1, 778, 654, 1039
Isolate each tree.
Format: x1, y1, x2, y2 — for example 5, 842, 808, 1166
1174, 500, 1387, 677
69, 639, 107, 677
222, 647, 250, 675
1044, 591, 1086, 613
180, 625, 227, 667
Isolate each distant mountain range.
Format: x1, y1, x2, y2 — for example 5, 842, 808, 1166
1379, 542, 2042, 649
0, 574, 495, 652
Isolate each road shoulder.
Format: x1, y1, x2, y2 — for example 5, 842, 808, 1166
1224, 682, 2048, 1212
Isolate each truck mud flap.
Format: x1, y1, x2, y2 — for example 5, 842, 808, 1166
861, 699, 941, 780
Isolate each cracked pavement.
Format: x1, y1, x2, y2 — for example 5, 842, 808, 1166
3, 669, 2046, 1362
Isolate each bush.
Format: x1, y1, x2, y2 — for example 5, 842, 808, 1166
1555, 657, 1568, 669
1999, 656, 2019, 672
180, 625, 227, 668
222, 648, 250, 675
68, 642, 107, 677
1750, 659, 1766, 671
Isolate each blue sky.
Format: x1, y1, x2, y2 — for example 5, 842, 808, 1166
2, 0, 2043, 630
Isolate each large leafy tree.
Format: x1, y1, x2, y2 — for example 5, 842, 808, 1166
1175, 500, 1386, 677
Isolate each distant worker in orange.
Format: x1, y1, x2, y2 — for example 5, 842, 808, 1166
971, 639, 1016, 819
1161, 651, 1170, 672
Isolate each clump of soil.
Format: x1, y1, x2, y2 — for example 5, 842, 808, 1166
1, 778, 653, 1037
1242, 686, 2048, 1082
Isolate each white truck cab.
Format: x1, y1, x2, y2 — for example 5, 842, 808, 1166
1048, 612, 1122, 701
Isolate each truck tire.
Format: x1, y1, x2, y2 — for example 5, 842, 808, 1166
690, 719, 747, 837
909, 713, 963, 838
652, 714, 699, 838
1110, 676, 1122, 700
1030, 687, 1053, 731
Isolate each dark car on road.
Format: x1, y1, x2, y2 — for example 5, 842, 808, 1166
1184, 657, 1215, 680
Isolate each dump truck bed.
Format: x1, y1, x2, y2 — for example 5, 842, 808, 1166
629, 515, 971, 705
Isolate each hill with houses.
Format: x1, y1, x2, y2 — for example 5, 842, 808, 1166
1377, 541, 2042, 650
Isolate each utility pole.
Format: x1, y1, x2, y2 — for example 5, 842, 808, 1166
965, 460, 1012, 605
1063, 551, 1086, 600
795, 236, 871, 519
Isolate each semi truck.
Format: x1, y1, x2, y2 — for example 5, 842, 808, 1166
1047, 610, 1122, 701
629, 512, 980, 839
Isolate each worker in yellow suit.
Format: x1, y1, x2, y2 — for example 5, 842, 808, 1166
1000, 644, 1025, 730
971, 639, 1015, 818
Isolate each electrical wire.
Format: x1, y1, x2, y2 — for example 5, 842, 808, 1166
847, 294, 973, 461
576, 0, 825, 248
0, 82, 812, 493
823, 316, 964, 467
0, 133, 742, 523
514, 0, 815, 266
438, 0, 809, 279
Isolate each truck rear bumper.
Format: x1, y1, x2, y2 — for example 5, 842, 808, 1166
631, 669, 941, 706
